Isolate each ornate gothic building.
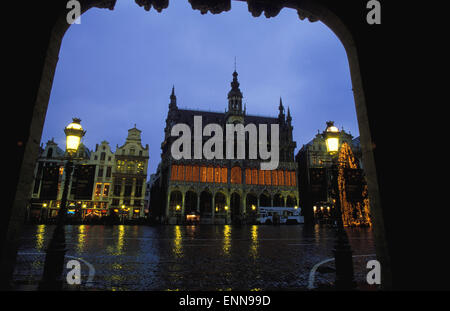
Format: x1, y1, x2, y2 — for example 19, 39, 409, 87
150, 70, 298, 224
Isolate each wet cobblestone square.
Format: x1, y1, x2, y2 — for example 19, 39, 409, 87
13, 224, 376, 290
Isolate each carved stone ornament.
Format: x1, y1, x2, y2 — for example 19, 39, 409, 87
135, 0, 169, 12
247, 0, 282, 18
297, 8, 318, 22
188, 0, 231, 15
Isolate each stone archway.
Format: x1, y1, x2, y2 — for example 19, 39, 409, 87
4, 0, 393, 289
259, 192, 271, 207
230, 192, 241, 223
245, 193, 258, 224
214, 192, 227, 213
184, 191, 197, 214
273, 193, 284, 207
199, 190, 212, 218
286, 195, 297, 207
169, 190, 182, 214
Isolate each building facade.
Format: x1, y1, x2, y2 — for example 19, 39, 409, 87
151, 70, 299, 224
110, 126, 149, 219
28, 127, 149, 222
295, 121, 369, 226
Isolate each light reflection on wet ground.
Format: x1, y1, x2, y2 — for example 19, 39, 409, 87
13, 224, 375, 290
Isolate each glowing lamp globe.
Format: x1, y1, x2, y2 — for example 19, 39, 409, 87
64, 118, 85, 154
324, 121, 340, 153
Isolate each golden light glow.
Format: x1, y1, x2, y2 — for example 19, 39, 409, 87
224, 205, 228, 211
114, 209, 119, 213
64, 118, 85, 154
43, 203, 47, 207
294, 206, 298, 209
82, 204, 87, 208
223, 225, 231, 255
176, 205, 181, 211
35, 224, 45, 250
77, 225, 86, 253
173, 225, 183, 258
250, 225, 258, 259
66, 122, 82, 130
325, 137, 339, 153
313, 206, 317, 212
251, 204, 256, 211
324, 121, 340, 153
107, 225, 125, 256
66, 135, 81, 153
326, 125, 339, 132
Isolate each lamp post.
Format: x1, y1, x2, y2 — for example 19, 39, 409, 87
39, 118, 85, 290
323, 121, 356, 290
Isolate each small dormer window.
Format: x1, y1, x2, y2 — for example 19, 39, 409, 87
47, 148, 53, 158
130, 148, 135, 155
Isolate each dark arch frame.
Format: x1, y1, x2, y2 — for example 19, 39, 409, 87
3, 0, 396, 289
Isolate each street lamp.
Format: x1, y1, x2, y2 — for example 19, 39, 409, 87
324, 121, 356, 290
39, 118, 85, 290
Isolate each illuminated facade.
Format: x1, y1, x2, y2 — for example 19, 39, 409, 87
295, 122, 370, 226
110, 126, 149, 219
151, 70, 298, 224
28, 127, 149, 222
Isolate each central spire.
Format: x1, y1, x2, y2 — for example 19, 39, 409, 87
169, 85, 177, 110
227, 69, 243, 114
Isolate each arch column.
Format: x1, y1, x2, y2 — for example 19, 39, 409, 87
181, 191, 186, 218
242, 194, 246, 217
196, 191, 200, 213
226, 194, 231, 224
165, 191, 171, 218
283, 196, 287, 207
212, 192, 215, 221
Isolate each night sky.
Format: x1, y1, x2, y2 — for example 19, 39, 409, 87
42, 0, 358, 177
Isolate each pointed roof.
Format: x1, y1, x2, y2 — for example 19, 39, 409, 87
228, 70, 243, 99
169, 85, 177, 109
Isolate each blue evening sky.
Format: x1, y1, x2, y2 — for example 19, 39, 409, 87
42, 0, 358, 176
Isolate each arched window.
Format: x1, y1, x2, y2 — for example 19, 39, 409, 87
285, 170, 291, 186
278, 170, 284, 186
265, 170, 271, 185
258, 170, 265, 185
221, 167, 227, 183
231, 166, 241, 184
185, 165, 193, 181
214, 166, 221, 183
272, 170, 278, 186
177, 165, 185, 181
251, 169, 258, 185
171, 165, 178, 181
245, 168, 251, 184
192, 165, 199, 182
200, 166, 207, 183
207, 166, 214, 183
